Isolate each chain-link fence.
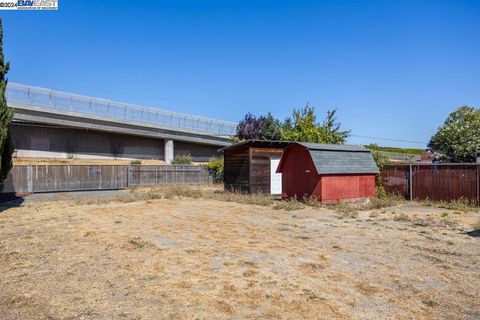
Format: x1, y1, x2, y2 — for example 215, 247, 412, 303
381, 164, 480, 204
6, 82, 237, 136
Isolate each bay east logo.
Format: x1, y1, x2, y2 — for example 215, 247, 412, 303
18, 0, 58, 10
0, 0, 58, 10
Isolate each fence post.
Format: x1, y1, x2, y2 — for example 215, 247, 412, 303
27, 165, 33, 193
67, 165, 71, 191
127, 165, 131, 187
477, 164, 479, 205
409, 164, 413, 201
99, 166, 103, 190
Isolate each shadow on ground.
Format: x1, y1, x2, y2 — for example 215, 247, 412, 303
465, 230, 480, 238
0, 192, 25, 211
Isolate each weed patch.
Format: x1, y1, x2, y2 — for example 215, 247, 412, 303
393, 213, 411, 222
302, 196, 322, 207
421, 198, 478, 212
369, 196, 404, 209
328, 195, 403, 218
274, 198, 305, 211
124, 237, 154, 250
333, 202, 359, 219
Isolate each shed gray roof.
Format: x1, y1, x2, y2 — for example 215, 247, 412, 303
296, 142, 379, 175
219, 140, 291, 152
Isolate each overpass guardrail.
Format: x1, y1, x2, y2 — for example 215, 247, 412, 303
6, 82, 237, 137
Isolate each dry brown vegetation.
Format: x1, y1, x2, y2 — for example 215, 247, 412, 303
0, 186, 479, 319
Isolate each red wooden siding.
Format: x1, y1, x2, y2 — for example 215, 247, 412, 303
279, 144, 376, 203
281, 145, 320, 199
321, 175, 376, 203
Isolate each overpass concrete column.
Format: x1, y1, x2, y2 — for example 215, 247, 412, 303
164, 139, 174, 164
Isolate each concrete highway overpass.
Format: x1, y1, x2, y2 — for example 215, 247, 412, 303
7, 83, 237, 163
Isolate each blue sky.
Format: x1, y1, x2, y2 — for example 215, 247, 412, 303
2, 0, 479, 148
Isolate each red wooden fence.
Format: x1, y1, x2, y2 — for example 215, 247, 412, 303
381, 164, 480, 204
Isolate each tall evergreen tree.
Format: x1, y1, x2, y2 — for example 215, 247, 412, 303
0, 18, 13, 181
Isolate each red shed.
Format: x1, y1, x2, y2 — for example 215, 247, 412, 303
277, 142, 379, 203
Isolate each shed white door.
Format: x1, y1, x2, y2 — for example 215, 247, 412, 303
270, 157, 282, 195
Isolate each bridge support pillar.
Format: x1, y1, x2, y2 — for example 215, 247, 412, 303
164, 139, 174, 164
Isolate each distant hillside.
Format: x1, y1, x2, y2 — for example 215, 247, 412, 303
364, 144, 424, 155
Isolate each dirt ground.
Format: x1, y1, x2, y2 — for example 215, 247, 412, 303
0, 191, 479, 319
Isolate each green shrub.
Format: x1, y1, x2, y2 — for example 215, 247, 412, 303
172, 155, 192, 165
372, 150, 391, 199
203, 156, 224, 183
130, 159, 142, 165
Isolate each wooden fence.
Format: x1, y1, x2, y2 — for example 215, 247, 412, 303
1, 165, 213, 194
381, 164, 479, 204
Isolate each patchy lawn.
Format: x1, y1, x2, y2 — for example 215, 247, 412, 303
0, 189, 479, 319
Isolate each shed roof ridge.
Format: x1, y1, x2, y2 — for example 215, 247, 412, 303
297, 142, 368, 152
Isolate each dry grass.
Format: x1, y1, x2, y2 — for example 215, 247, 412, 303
74, 185, 405, 215
118, 185, 276, 207
273, 198, 305, 211
1, 187, 479, 319
420, 198, 479, 213
328, 195, 404, 219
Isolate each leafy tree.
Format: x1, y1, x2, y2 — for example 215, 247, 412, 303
321, 109, 350, 144
281, 105, 350, 144
262, 112, 282, 140
235, 107, 350, 144
0, 18, 13, 181
428, 106, 480, 163
281, 105, 321, 142
234, 113, 267, 141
